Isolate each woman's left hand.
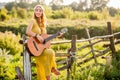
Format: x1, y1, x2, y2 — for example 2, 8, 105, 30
57, 32, 63, 38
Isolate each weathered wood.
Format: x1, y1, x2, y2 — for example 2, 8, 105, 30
85, 28, 98, 64
51, 40, 71, 44
15, 66, 25, 80
58, 65, 68, 70
103, 39, 120, 47
71, 35, 77, 52
57, 59, 67, 65
58, 47, 110, 70
77, 39, 103, 51
55, 53, 70, 57
23, 34, 32, 80
77, 48, 110, 66
107, 22, 116, 57
23, 46, 32, 80
67, 35, 77, 80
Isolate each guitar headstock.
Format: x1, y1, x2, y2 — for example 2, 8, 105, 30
60, 28, 68, 34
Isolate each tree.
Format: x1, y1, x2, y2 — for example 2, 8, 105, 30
36, 0, 46, 5
69, 1, 78, 11
11, 7, 17, 18
5, 2, 16, 11
77, 0, 89, 11
0, 7, 9, 21
108, 7, 118, 16
49, 0, 64, 10
90, 0, 109, 11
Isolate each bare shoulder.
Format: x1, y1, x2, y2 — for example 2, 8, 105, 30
30, 18, 35, 23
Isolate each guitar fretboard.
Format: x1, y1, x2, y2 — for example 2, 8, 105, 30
43, 32, 59, 44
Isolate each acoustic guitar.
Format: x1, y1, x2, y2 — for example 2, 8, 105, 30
27, 28, 68, 56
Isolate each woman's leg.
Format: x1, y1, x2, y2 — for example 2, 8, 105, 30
44, 49, 60, 75
51, 67, 60, 75
48, 49, 60, 75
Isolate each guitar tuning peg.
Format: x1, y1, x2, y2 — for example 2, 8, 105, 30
61, 28, 68, 33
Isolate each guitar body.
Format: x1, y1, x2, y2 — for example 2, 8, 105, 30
27, 28, 68, 56
27, 34, 51, 56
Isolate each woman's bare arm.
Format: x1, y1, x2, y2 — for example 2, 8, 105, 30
26, 21, 44, 43
26, 21, 36, 37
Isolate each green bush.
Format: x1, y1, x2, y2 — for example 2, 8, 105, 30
71, 11, 88, 20
104, 57, 120, 80
0, 7, 10, 21
88, 11, 100, 20
101, 8, 110, 20
0, 31, 22, 55
0, 13, 8, 21
0, 24, 108, 40
5, 2, 16, 11
44, 6, 53, 18
0, 22, 27, 35
60, 7, 73, 19
51, 7, 74, 19
51, 10, 64, 19
0, 48, 14, 79
17, 7, 27, 19
0, 32, 23, 79
0, 48, 22, 80
11, 7, 17, 18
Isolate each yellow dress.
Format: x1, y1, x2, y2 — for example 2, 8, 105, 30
31, 19, 57, 80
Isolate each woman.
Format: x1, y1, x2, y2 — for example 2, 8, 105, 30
26, 5, 60, 80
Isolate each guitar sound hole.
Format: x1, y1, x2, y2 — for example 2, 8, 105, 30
33, 41, 38, 51
43, 40, 46, 44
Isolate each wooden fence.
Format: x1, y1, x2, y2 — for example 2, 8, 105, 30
15, 22, 120, 80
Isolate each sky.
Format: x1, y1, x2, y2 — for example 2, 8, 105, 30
0, 0, 120, 9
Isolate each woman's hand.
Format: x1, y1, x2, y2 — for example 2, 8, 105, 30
57, 32, 63, 38
36, 35, 44, 43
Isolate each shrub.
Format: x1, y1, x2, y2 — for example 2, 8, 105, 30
51, 10, 64, 19
5, 2, 16, 11
71, 11, 88, 20
60, 7, 73, 19
88, 11, 100, 20
0, 7, 10, 21
101, 7, 110, 20
0, 48, 22, 79
0, 13, 8, 21
0, 31, 22, 55
11, 7, 17, 18
44, 6, 53, 18
17, 7, 27, 19
0, 48, 14, 79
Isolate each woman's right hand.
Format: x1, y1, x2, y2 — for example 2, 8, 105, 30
36, 35, 44, 43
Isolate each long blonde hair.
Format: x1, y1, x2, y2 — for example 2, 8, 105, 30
33, 5, 47, 33
34, 5, 47, 28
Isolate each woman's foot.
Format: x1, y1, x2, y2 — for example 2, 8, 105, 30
51, 68, 60, 75
46, 75, 50, 80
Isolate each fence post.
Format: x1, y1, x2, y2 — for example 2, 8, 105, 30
23, 35, 32, 80
15, 66, 25, 80
107, 22, 116, 57
85, 28, 98, 64
67, 35, 77, 80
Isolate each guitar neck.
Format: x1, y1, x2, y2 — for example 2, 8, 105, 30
43, 32, 59, 44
